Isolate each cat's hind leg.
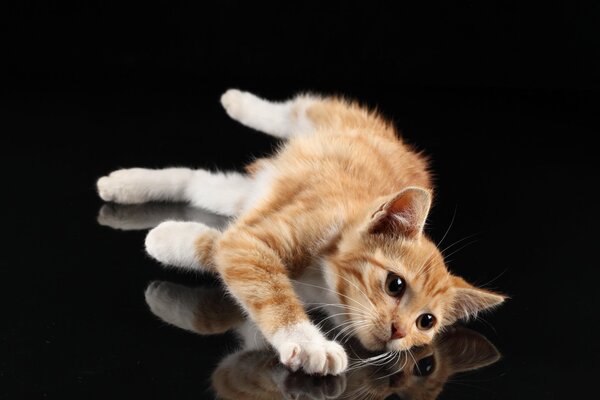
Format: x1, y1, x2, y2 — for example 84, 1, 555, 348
221, 89, 316, 138
97, 168, 253, 216
97, 168, 193, 204
221, 89, 393, 139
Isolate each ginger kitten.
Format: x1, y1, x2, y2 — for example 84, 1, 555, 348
97, 89, 506, 375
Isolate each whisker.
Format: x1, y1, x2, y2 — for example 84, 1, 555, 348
349, 351, 397, 368
333, 321, 371, 342
290, 279, 373, 314
437, 206, 458, 248
305, 302, 366, 314
375, 351, 408, 380
342, 383, 373, 400
315, 311, 364, 326
340, 323, 371, 344
323, 319, 367, 337
440, 232, 481, 257
407, 347, 419, 374
478, 267, 509, 289
475, 315, 499, 335
413, 253, 436, 280
328, 269, 378, 313
443, 238, 480, 261
318, 318, 363, 333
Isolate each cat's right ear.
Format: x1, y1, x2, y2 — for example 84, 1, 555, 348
365, 187, 432, 239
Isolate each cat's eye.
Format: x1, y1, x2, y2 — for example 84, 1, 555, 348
413, 355, 435, 377
416, 313, 436, 330
385, 273, 406, 297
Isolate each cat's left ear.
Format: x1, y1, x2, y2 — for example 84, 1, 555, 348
448, 276, 507, 322
367, 187, 432, 238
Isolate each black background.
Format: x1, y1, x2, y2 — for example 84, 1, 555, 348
2, 1, 599, 398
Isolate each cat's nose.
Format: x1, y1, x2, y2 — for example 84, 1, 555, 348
390, 323, 406, 340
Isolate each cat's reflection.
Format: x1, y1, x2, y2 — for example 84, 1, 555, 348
145, 280, 501, 400
97, 203, 230, 231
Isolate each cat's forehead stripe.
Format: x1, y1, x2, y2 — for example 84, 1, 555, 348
431, 286, 449, 298
423, 275, 439, 295
366, 256, 388, 271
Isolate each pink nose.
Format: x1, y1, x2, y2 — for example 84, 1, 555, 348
390, 323, 406, 340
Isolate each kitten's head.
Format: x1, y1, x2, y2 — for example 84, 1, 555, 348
325, 187, 506, 352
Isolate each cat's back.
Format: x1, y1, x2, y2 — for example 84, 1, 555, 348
240, 117, 431, 226
274, 121, 431, 198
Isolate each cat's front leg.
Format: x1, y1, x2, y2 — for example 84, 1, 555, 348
216, 228, 349, 376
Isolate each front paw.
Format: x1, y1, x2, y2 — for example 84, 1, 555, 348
279, 340, 348, 376
273, 322, 349, 376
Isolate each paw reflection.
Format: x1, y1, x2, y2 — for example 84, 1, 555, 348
97, 202, 229, 231
143, 280, 501, 400
275, 369, 347, 399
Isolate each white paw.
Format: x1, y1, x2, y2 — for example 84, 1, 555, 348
145, 221, 209, 269
220, 89, 246, 120
273, 322, 349, 376
97, 168, 151, 204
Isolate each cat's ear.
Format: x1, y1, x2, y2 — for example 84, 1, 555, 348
448, 276, 507, 322
438, 327, 501, 374
367, 187, 432, 238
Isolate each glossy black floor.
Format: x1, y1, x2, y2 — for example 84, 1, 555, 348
3, 2, 600, 399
